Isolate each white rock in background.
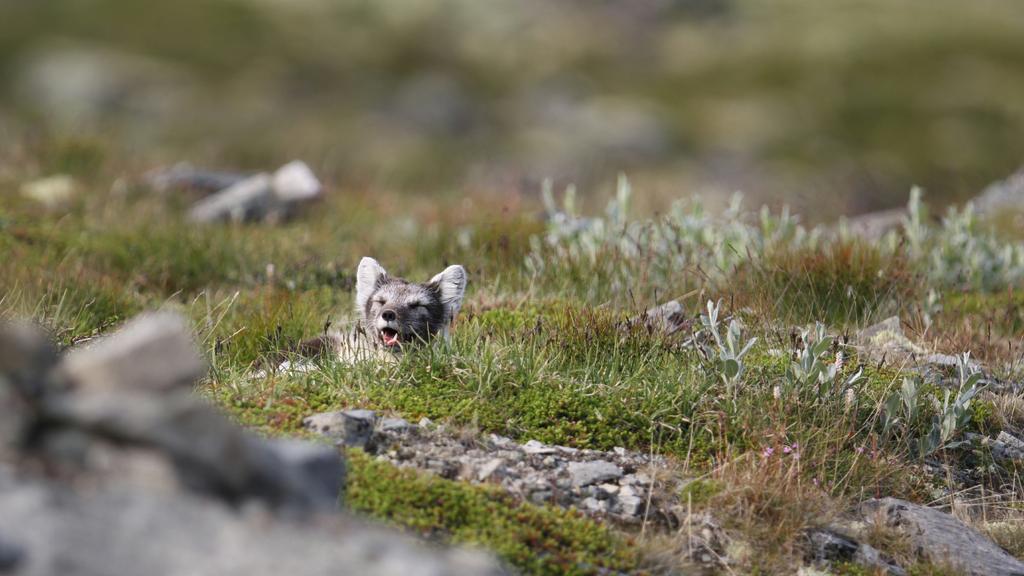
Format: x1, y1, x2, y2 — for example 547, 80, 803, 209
272, 160, 321, 202
21, 175, 75, 209
186, 160, 322, 224
974, 167, 1024, 215
188, 173, 275, 223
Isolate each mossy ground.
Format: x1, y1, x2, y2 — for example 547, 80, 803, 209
346, 450, 646, 575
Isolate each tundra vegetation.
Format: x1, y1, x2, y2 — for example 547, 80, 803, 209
4, 0, 1024, 572
4, 149, 1024, 573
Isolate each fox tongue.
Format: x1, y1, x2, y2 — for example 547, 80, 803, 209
381, 329, 399, 346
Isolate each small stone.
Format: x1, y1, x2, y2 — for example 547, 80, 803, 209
598, 482, 620, 495
488, 434, 515, 448
529, 490, 552, 505
522, 440, 557, 455
637, 300, 688, 335
302, 410, 377, 449
997, 431, 1024, 452
616, 486, 645, 518
378, 417, 412, 434
418, 417, 434, 429
268, 439, 345, 507
476, 458, 505, 482
568, 460, 623, 488
581, 496, 608, 514
613, 447, 627, 456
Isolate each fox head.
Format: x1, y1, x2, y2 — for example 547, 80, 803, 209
355, 257, 467, 349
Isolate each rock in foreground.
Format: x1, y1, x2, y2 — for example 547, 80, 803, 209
0, 313, 503, 576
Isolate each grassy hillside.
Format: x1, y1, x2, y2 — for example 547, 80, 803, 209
4, 147, 1024, 572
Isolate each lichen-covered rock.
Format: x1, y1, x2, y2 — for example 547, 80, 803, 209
806, 529, 905, 576
568, 460, 623, 487
303, 409, 377, 449
862, 498, 1024, 576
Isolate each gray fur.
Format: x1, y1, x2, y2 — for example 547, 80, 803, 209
356, 257, 467, 349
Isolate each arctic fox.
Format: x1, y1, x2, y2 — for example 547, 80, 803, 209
278, 257, 467, 369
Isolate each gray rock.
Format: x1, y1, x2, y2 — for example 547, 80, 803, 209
581, 496, 608, 514
0, 322, 58, 451
477, 458, 505, 482
529, 490, 553, 505
45, 390, 336, 514
0, 474, 503, 576
974, 167, 1024, 215
268, 439, 345, 507
187, 161, 322, 224
378, 417, 413, 434
303, 410, 377, 449
59, 311, 206, 394
145, 162, 248, 194
857, 316, 926, 366
567, 460, 623, 488
807, 529, 905, 576
0, 320, 59, 398
189, 173, 275, 223
998, 431, 1024, 456
522, 440, 557, 455
862, 498, 1024, 576
636, 300, 688, 335
0, 532, 25, 573
303, 411, 347, 436
0, 315, 506, 575
615, 485, 645, 518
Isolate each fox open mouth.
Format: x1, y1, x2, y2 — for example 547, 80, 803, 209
379, 327, 400, 347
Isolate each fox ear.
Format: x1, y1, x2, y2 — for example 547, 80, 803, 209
356, 257, 387, 311
430, 264, 467, 320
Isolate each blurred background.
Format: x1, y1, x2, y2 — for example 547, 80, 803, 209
2, 0, 1023, 220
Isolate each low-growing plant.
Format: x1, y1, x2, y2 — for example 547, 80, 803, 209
881, 353, 984, 458
695, 299, 757, 398
783, 322, 863, 403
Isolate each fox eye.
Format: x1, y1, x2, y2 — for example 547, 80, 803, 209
410, 302, 423, 308
373, 298, 386, 305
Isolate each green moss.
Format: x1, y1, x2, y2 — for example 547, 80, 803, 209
345, 450, 646, 575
